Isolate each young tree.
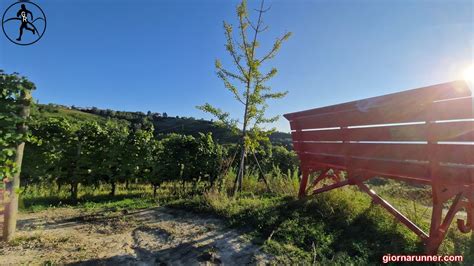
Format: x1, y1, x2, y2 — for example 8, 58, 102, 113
0, 70, 34, 241
197, 0, 291, 195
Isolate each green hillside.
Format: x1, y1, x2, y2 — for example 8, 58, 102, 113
33, 104, 104, 123
32, 103, 293, 147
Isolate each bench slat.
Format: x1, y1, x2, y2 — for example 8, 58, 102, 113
436, 144, 474, 165
433, 121, 474, 142
298, 142, 345, 156
285, 81, 470, 121
431, 97, 474, 121
347, 158, 431, 183
295, 143, 429, 163
292, 129, 343, 142
296, 149, 474, 184
293, 122, 474, 142
348, 143, 429, 161
293, 124, 430, 142
437, 165, 474, 185
290, 103, 429, 129
299, 153, 346, 169
290, 96, 474, 130
346, 124, 427, 141
294, 143, 474, 165
299, 156, 431, 183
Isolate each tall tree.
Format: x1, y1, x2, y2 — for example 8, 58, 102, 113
0, 70, 34, 241
197, 0, 291, 195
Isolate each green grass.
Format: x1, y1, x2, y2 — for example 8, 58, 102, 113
19, 182, 197, 213
169, 188, 425, 264
20, 194, 158, 213
20, 183, 160, 212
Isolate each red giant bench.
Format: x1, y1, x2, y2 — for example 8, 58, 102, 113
284, 81, 473, 254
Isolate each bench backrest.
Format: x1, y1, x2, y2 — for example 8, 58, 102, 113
284, 81, 474, 185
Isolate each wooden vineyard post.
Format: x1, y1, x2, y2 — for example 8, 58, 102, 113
3, 89, 31, 242
0, 183, 4, 240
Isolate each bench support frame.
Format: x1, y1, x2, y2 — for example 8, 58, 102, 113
299, 168, 473, 254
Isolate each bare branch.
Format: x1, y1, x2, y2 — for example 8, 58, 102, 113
259, 31, 292, 64
237, 1, 251, 64
262, 91, 288, 100
245, 16, 258, 32
254, 4, 271, 13
258, 68, 277, 83
258, 25, 269, 33
223, 22, 248, 79
218, 64, 246, 83
196, 103, 238, 128
215, 65, 246, 105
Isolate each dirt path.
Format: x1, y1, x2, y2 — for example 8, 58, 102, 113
0, 206, 271, 265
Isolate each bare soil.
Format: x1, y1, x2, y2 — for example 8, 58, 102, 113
0, 206, 271, 265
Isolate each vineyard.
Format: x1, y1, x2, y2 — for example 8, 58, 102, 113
21, 109, 297, 201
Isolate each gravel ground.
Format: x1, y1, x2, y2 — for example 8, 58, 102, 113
0, 206, 271, 265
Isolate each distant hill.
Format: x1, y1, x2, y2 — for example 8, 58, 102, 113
32, 103, 293, 148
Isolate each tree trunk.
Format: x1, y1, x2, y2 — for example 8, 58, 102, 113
110, 181, 116, 196
69, 143, 82, 202
234, 146, 246, 196
125, 179, 129, 190
70, 182, 79, 202
3, 90, 30, 242
192, 177, 201, 195
153, 184, 158, 198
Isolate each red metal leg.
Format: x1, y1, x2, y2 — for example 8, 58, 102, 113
426, 192, 464, 254
313, 179, 350, 195
309, 168, 344, 192
309, 169, 329, 190
357, 183, 429, 240
298, 169, 310, 199
425, 202, 444, 254
457, 193, 474, 233
330, 170, 342, 183
299, 166, 473, 255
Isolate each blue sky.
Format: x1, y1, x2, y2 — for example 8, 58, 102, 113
0, 0, 472, 132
